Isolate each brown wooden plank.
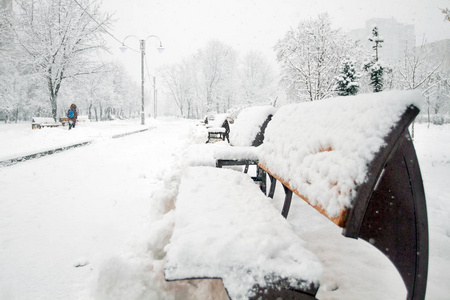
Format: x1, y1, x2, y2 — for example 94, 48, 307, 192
258, 163, 348, 227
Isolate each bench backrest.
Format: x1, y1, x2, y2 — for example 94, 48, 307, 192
229, 105, 276, 147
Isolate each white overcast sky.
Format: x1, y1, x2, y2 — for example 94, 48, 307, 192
101, 0, 450, 77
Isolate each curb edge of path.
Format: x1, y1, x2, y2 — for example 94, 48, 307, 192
0, 127, 153, 168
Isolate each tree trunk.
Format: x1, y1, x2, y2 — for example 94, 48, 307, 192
94, 106, 98, 122
88, 102, 93, 120
48, 77, 58, 121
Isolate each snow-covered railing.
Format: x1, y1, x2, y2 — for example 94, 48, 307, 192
258, 90, 428, 300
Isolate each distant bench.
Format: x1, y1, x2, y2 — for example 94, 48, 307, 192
60, 115, 89, 126
215, 105, 276, 192
165, 91, 428, 299
205, 114, 231, 143
31, 117, 62, 129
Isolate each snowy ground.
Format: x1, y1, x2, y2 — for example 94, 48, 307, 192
0, 118, 449, 299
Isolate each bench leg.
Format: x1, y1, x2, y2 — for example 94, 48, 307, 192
281, 185, 293, 218
268, 174, 277, 198
256, 166, 266, 194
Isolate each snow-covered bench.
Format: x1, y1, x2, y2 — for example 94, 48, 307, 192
77, 115, 90, 122
60, 115, 89, 126
31, 117, 62, 129
165, 166, 322, 299
60, 117, 69, 126
229, 105, 276, 148
258, 91, 428, 300
214, 106, 275, 176
205, 114, 230, 143
214, 106, 276, 191
189, 106, 275, 170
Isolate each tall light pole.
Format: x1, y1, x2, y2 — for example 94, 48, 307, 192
120, 35, 164, 125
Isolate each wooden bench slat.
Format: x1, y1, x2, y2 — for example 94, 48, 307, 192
259, 162, 349, 227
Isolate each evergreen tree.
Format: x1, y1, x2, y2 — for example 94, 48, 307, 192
364, 26, 386, 93
334, 58, 360, 96
367, 62, 385, 93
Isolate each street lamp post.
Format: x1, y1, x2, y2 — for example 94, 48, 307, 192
121, 35, 164, 125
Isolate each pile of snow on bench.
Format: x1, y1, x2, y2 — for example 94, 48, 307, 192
258, 90, 424, 218
165, 166, 322, 299
229, 105, 276, 146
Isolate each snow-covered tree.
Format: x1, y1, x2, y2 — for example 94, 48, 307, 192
365, 62, 385, 92
10, 0, 111, 121
396, 41, 442, 91
363, 26, 388, 93
238, 51, 276, 104
275, 13, 351, 102
194, 40, 238, 114
369, 26, 383, 61
393, 39, 447, 126
160, 57, 197, 118
61, 62, 140, 121
158, 39, 279, 117
442, 8, 450, 21
423, 73, 450, 121
334, 57, 360, 96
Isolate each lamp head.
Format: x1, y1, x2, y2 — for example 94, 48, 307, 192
157, 41, 165, 54
119, 44, 128, 53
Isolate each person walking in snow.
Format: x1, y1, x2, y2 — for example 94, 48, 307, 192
67, 103, 78, 130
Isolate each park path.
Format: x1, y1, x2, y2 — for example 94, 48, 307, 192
0, 118, 194, 300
